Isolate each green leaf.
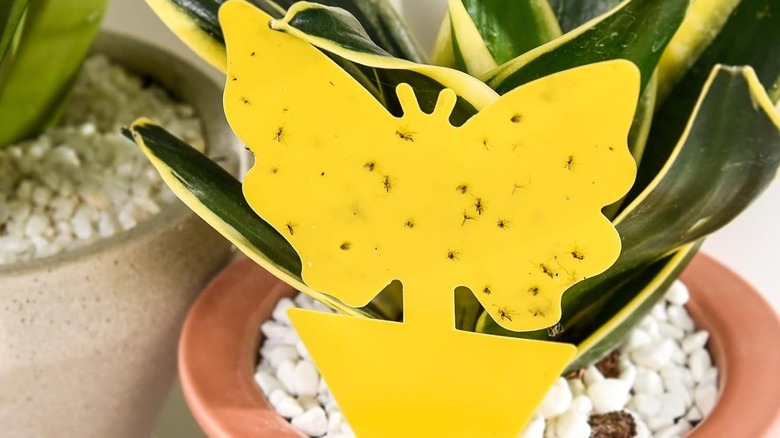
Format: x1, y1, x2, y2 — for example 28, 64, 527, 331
603, 72, 657, 219
546, 0, 620, 33
483, 0, 689, 96
442, 0, 562, 76
633, 0, 780, 201
446, 0, 497, 75
0, 0, 28, 63
271, 2, 499, 124
612, 66, 780, 281
0, 0, 108, 147
125, 119, 388, 319
564, 242, 700, 371
461, 0, 561, 65
656, 0, 742, 103
146, 0, 425, 72
479, 66, 780, 354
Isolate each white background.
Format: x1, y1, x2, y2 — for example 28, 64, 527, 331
102, 0, 780, 435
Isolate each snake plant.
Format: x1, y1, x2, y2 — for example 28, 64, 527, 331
128, 0, 780, 372
0, 0, 108, 147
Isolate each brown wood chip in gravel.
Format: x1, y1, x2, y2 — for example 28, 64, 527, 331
589, 411, 637, 438
595, 350, 622, 378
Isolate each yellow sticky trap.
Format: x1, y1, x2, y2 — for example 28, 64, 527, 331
220, 1, 638, 436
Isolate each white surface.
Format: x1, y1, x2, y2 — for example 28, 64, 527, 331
102, 0, 780, 435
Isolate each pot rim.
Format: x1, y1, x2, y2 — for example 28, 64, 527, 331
0, 30, 239, 276
180, 253, 780, 437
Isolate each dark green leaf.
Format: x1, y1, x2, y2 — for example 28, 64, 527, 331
631, 0, 780, 202
547, 0, 621, 33
612, 67, 780, 282
484, 0, 689, 95
478, 67, 780, 360
125, 121, 395, 320
273, 2, 499, 125
562, 242, 700, 371
127, 123, 304, 280
478, 242, 700, 371
461, 0, 561, 65
164, 0, 425, 62
561, 67, 780, 346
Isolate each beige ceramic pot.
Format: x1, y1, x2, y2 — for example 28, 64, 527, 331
179, 253, 780, 437
0, 32, 239, 438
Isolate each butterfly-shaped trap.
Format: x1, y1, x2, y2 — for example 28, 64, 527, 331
221, 1, 638, 436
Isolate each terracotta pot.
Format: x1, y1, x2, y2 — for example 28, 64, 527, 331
179, 254, 780, 437
0, 32, 240, 438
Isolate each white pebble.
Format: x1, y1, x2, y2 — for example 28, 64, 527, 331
655, 420, 692, 438
538, 378, 572, 419
268, 389, 287, 406
665, 281, 690, 305
586, 378, 631, 414
638, 317, 660, 340
623, 328, 652, 351
274, 394, 305, 419
651, 302, 668, 322
682, 331, 709, 354
634, 417, 652, 438
631, 393, 660, 417
694, 384, 718, 416
700, 367, 719, 386
298, 396, 321, 411
0, 236, 31, 254
645, 415, 674, 432
688, 348, 712, 382
327, 411, 345, 434
294, 360, 320, 397
686, 406, 703, 422
630, 339, 674, 370
262, 320, 293, 342
582, 366, 604, 386
618, 362, 637, 387
276, 360, 299, 394
555, 410, 591, 438
296, 340, 311, 360
658, 322, 685, 340
324, 401, 339, 415
656, 392, 688, 421
255, 371, 283, 394
518, 414, 545, 438
263, 344, 299, 369
272, 297, 296, 325
567, 379, 586, 398
667, 306, 695, 333
570, 395, 593, 415
291, 408, 328, 437
340, 422, 355, 437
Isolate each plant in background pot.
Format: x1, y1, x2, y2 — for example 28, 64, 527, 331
128, 0, 780, 436
0, 1, 239, 437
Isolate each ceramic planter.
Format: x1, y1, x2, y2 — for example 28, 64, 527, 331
179, 253, 780, 437
0, 32, 240, 438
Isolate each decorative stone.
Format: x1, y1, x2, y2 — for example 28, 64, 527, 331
586, 379, 631, 414
555, 410, 591, 438
291, 408, 328, 437
294, 360, 320, 397
537, 377, 572, 419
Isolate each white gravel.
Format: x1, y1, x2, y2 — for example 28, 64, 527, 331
255, 280, 718, 438
0, 56, 203, 264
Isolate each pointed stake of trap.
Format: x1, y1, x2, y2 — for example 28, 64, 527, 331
290, 306, 576, 438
